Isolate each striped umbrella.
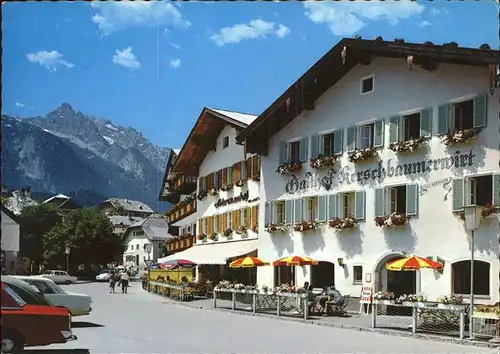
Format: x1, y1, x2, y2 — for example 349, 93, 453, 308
229, 256, 269, 268
272, 256, 318, 266
386, 256, 443, 271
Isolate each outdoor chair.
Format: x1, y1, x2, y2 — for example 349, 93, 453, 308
326, 295, 350, 317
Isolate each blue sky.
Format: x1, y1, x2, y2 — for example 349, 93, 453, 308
3, 1, 498, 148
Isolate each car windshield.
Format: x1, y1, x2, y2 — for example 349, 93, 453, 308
47, 281, 65, 294
43, 271, 53, 275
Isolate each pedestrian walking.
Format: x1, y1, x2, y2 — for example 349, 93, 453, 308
109, 273, 116, 294
120, 271, 130, 293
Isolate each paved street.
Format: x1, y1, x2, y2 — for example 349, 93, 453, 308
28, 282, 496, 353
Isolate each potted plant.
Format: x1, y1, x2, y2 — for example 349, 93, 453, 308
262, 285, 269, 293
235, 225, 248, 236
197, 234, 207, 242
328, 215, 357, 230
251, 224, 258, 233
482, 203, 498, 218
396, 293, 426, 307
348, 148, 377, 163
293, 220, 320, 232
373, 291, 395, 305
473, 304, 500, 319
197, 191, 207, 201
265, 223, 289, 233
222, 228, 233, 238
235, 178, 248, 187
309, 155, 337, 170
388, 137, 425, 153
208, 188, 219, 196
207, 233, 218, 241
440, 128, 481, 146
437, 294, 463, 310
374, 213, 410, 228
221, 183, 234, 192
276, 162, 302, 175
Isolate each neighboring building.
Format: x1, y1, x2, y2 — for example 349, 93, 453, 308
159, 107, 261, 283
100, 198, 154, 218
2, 187, 38, 215
1, 205, 20, 274
237, 38, 500, 304
109, 215, 144, 236
43, 194, 81, 212
122, 214, 174, 270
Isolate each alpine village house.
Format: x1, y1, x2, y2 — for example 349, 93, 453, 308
159, 107, 261, 283
236, 38, 500, 304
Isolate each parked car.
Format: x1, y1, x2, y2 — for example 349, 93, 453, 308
1, 281, 77, 353
95, 269, 113, 282
41, 270, 78, 284
13, 276, 92, 316
2, 276, 52, 306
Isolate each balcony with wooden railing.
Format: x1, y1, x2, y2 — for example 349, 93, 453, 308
166, 197, 197, 224
172, 175, 197, 195
165, 235, 196, 253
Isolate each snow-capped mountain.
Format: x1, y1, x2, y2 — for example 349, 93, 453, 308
2, 103, 171, 209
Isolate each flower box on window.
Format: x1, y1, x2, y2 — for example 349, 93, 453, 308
208, 188, 219, 196
197, 234, 207, 241
292, 220, 319, 232
328, 216, 357, 230
208, 233, 218, 241
374, 213, 410, 227
222, 228, 233, 237
388, 137, 425, 153
348, 148, 377, 163
276, 163, 302, 175
482, 203, 498, 218
221, 183, 234, 192
265, 223, 289, 233
440, 128, 480, 146
235, 178, 248, 187
235, 225, 248, 236
309, 155, 337, 170
197, 191, 207, 201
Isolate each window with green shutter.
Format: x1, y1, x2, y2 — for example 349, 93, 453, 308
405, 184, 418, 216
373, 119, 384, 147
493, 174, 500, 207
354, 191, 366, 220
299, 137, 308, 163
338, 192, 355, 219
473, 93, 487, 128
346, 126, 356, 152
274, 201, 285, 224
419, 107, 432, 138
437, 104, 450, 135
452, 179, 464, 211
318, 195, 327, 222
327, 194, 337, 220
285, 200, 293, 224
446, 95, 487, 133
389, 116, 399, 144
293, 198, 303, 223
333, 129, 343, 155
310, 135, 319, 159
374, 188, 385, 217
278, 141, 287, 164
227, 166, 233, 184
265, 201, 273, 226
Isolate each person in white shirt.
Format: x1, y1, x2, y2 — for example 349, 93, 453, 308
120, 271, 130, 293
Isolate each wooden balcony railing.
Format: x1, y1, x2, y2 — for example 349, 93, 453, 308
166, 198, 197, 224
165, 235, 196, 252
170, 175, 197, 195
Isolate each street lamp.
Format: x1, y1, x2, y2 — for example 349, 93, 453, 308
463, 205, 482, 339
65, 246, 71, 274
144, 243, 153, 292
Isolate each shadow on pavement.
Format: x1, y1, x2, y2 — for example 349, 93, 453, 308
25, 350, 90, 354
72, 321, 104, 328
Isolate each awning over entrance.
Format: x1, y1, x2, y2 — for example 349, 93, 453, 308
157, 239, 258, 265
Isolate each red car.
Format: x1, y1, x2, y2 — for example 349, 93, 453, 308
1, 282, 77, 353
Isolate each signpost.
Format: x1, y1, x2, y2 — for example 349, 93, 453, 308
359, 285, 373, 315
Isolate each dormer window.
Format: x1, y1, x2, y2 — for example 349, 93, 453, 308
361, 75, 374, 94
223, 136, 229, 149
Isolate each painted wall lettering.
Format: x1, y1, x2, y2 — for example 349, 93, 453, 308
419, 177, 452, 200
214, 191, 249, 208
285, 149, 476, 194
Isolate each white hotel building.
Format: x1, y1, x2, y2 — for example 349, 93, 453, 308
237, 38, 500, 304
161, 107, 261, 282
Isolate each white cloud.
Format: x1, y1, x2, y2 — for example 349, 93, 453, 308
26, 50, 74, 72
170, 43, 183, 50
170, 58, 181, 69
112, 47, 141, 69
418, 20, 431, 28
303, 1, 424, 36
429, 8, 450, 19
210, 19, 291, 46
15, 101, 24, 108
275, 24, 291, 39
90, 2, 191, 35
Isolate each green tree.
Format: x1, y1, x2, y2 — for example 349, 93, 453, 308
42, 208, 126, 271
19, 204, 61, 266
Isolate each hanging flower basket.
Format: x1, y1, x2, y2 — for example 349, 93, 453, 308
309, 155, 337, 170
220, 183, 234, 192
235, 178, 248, 187
388, 137, 425, 153
374, 213, 409, 227
293, 221, 319, 232
208, 188, 219, 196
328, 216, 357, 230
440, 128, 480, 146
197, 191, 207, 201
348, 148, 377, 163
276, 163, 302, 175
265, 223, 289, 233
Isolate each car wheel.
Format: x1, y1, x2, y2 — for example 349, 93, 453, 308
65, 280, 71, 285
1, 330, 25, 353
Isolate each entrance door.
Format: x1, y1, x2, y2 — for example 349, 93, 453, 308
387, 270, 416, 316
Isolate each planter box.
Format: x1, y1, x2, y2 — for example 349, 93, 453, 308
473, 312, 500, 320
437, 303, 464, 311
414, 302, 426, 308
375, 300, 395, 305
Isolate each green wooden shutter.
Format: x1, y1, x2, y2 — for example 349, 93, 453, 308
278, 141, 287, 164
354, 191, 365, 220
374, 188, 385, 217
373, 119, 384, 147
452, 179, 464, 211
318, 195, 327, 222
389, 116, 399, 143
227, 166, 233, 184
405, 184, 418, 216
327, 194, 337, 220
420, 108, 432, 138
265, 201, 272, 225
473, 93, 487, 128
333, 129, 343, 155
310, 135, 319, 159
437, 104, 450, 135
285, 200, 293, 224
493, 174, 500, 207
299, 137, 308, 163
346, 126, 356, 152
214, 214, 219, 233
293, 198, 303, 223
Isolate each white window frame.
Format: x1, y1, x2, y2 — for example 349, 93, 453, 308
357, 123, 374, 150
339, 191, 355, 219
386, 184, 406, 214
464, 172, 494, 206
360, 74, 374, 95
305, 196, 318, 222
286, 137, 302, 163
352, 265, 363, 285
448, 94, 476, 132
399, 108, 422, 141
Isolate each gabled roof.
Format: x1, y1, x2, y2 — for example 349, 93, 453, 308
124, 214, 174, 241
102, 198, 154, 214
236, 37, 500, 154
172, 107, 257, 176
109, 215, 144, 227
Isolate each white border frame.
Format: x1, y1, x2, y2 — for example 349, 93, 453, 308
360, 74, 375, 95
352, 264, 364, 285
